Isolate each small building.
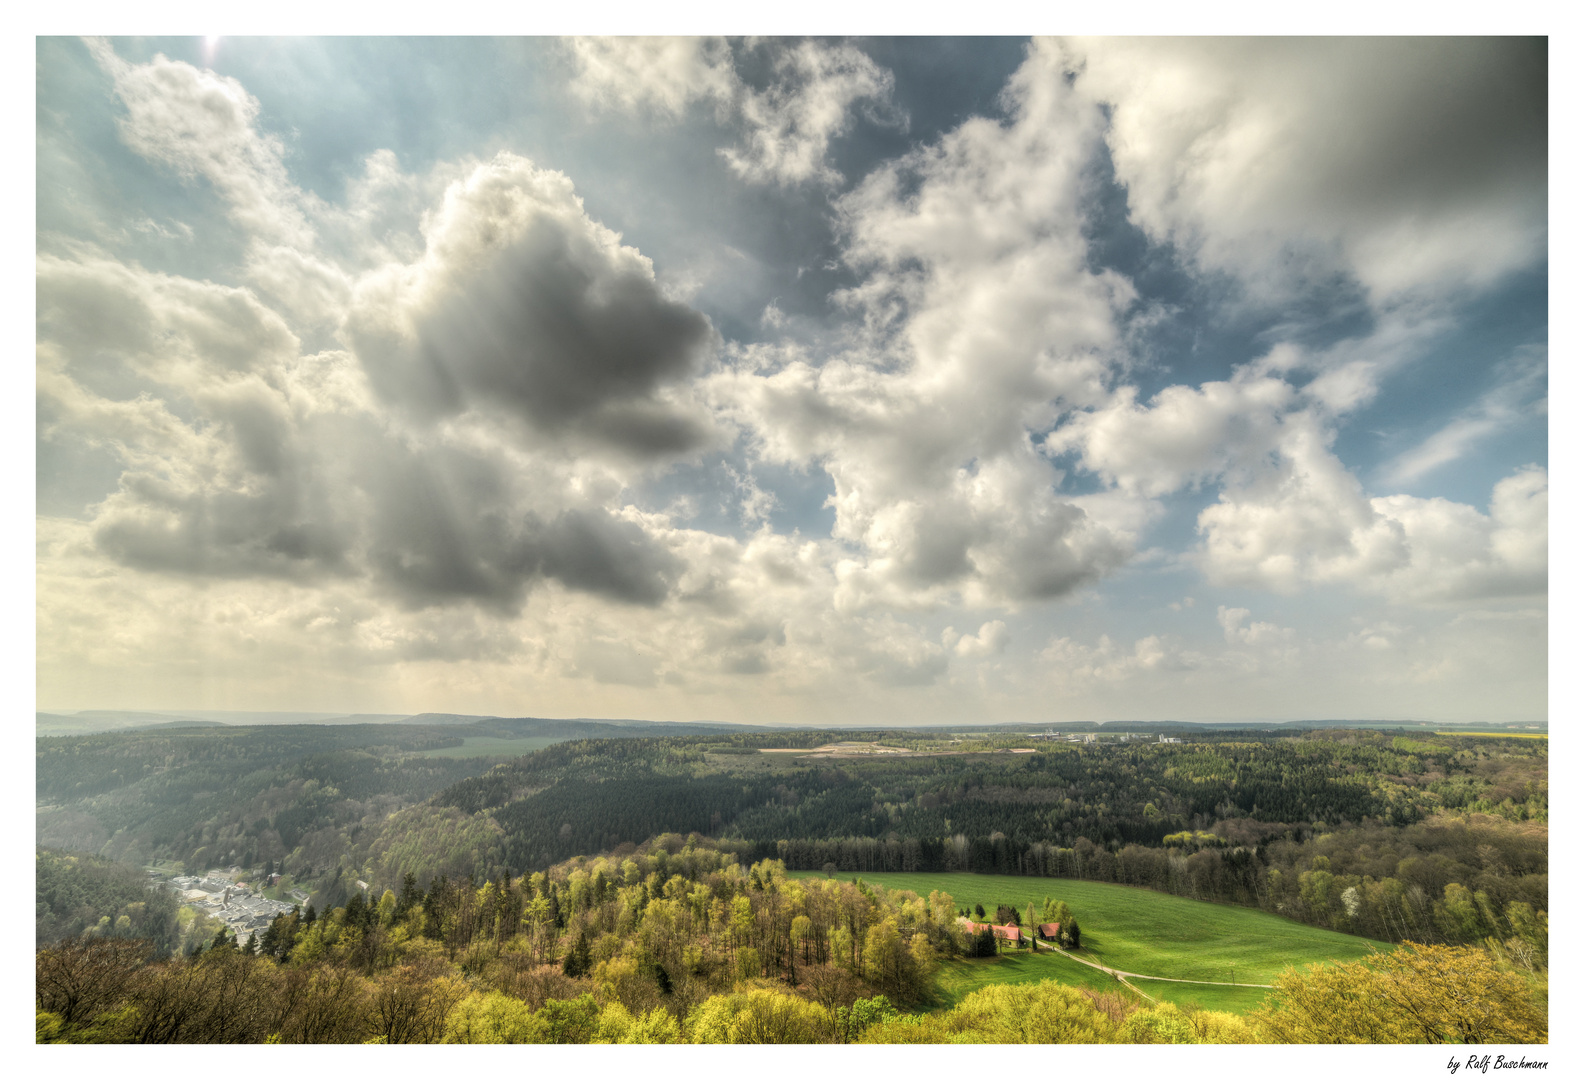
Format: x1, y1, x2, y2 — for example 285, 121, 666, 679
1037, 922, 1062, 940
958, 917, 1023, 944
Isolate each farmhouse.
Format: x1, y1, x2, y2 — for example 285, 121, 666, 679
1037, 922, 1062, 941
958, 916, 1023, 944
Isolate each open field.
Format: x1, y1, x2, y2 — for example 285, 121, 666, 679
1133, 978, 1272, 1013
788, 870, 1388, 987
1436, 731, 1547, 739
931, 948, 1125, 1008
412, 736, 563, 759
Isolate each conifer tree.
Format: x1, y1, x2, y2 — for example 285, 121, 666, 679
396, 872, 420, 918
562, 929, 592, 978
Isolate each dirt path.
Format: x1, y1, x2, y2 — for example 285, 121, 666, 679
1030, 938, 1273, 995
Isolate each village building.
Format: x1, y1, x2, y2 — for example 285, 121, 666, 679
957, 916, 1024, 945
151, 869, 300, 948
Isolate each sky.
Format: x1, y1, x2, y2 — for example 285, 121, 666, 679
34, 36, 1548, 725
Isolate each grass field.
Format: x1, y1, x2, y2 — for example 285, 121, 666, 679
931, 948, 1275, 1013
412, 736, 563, 759
788, 870, 1387, 990
932, 947, 1124, 1006
1133, 978, 1272, 1014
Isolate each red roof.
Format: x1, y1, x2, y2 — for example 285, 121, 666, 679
1038, 922, 1061, 938
962, 921, 1021, 939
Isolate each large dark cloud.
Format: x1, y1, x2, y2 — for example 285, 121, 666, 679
91, 465, 351, 582
91, 410, 684, 613
40, 157, 703, 616
85, 397, 361, 583
346, 154, 717, 458
358, 439, 681, 612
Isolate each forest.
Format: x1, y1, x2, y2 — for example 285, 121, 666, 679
36, 835, 1547, 1044
36, 723, 1548, 1042
35, 716, 725, 873
426, 728, 1547, 948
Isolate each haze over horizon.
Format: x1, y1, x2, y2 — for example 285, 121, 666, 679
36, 707, 1539, 728
37, 37, 1547, 726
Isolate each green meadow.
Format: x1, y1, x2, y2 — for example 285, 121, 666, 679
1132, 978, 1273, 1014
931, 946, 1126, 1008
927, 945, 1277, 1013
788, 870, 1388, 994
412, 735, 564, 759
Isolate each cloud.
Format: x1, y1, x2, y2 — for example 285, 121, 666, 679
1378, 346, 1548, 487
1047, 375, 1293, 497
722, 40, 900, 187
566, 37, 900, 188
38, 178, 702, 614
86, 38, 317, 248
710, 41, 1136, 609
1040, 633, 1200, 685
1064, 37, 1546, 304
952, 620, 1010, 658
1196, 414, 1411, 593
1368, 466, 1547, 605
36, 38, 1547, 722
1216, 606, 1293, 646
355, 439, 684, 612
1198, 412, 1546, 605
37, 249, 365, 586
243, 245, 353, 335
344, 153, 719, 459
722, 464, 779, 526
567, 637, 661, 687
565, 37, 737, 118
37, 252, 300, 387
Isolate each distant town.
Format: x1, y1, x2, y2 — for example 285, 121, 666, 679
149, 868, 301, 946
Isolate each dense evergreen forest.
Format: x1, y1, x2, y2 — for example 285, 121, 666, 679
36, 836, 1547, 1044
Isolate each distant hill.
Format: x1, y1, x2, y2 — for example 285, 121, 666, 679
414, 715, 765, 741
153, 710, 412, 725
37, 711, 194, 736
402, 709, 760, 734
397, 712, 500, 726
35, 710, 764, 739
36, 710, 409, 734
130, 720, 227, 731
41, 710, 1538, 739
